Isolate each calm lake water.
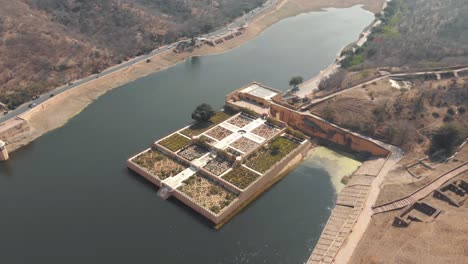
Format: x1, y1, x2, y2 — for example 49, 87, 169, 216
0, 7, 373, 264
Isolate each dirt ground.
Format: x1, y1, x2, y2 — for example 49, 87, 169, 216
349, 143, 468, 264
375, 141, 468, 205
311, 76, 468, 154
329, 83, 467, 262
350, 171, 468, 264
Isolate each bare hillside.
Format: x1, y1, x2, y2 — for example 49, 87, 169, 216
342, 0, 468, 70
0, 0, 265, 108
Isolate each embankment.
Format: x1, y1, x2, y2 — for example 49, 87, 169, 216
270, 103, 390, 157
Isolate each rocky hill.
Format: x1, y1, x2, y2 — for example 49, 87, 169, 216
342, 0, 468, 71
0, 0, 265, 108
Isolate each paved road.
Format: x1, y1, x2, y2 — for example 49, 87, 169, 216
0, 0, 278, 124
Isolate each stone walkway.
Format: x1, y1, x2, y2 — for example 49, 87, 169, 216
307, 143, 403, 264
372, 163, 468, 214
307, 175, 372, 264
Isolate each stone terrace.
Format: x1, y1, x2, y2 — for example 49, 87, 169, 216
307, 156, 389, 264
129, 112, 293, 220
200, 113, 282, 155
308, 180, 372, 264
128, 103, 311, 226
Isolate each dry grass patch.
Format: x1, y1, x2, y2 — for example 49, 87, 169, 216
227, 115, 252, 128
178, 174, 238, 214
251, 124, 280, 140
159, 133, 190, 152
203, 156, 233, 176
181, 112, 231, 137
222, 166, 261, 189
133, 148, 187, 180
231, 137, 260, 153
178, 144, 209, 161
245, 136, 300, 173
205, 126, 233, 140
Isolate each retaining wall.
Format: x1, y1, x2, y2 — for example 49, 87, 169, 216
128, 138, 312, 225
270, 103, 390, 157
240, 140, 311, 199
127, 149, 164, 186
0, 117, 30, 144
168, 139, 311, 225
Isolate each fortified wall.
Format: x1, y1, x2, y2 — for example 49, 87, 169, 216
269, 103, 389, 157
227, 82, 390, 157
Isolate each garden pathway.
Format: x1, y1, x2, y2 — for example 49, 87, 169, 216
164, 167, 198, 189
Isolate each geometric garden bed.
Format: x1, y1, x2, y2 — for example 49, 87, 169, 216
132, 148, 186, 180
178, 174, 238, 214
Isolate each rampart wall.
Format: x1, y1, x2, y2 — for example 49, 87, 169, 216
270, 103, 390, 157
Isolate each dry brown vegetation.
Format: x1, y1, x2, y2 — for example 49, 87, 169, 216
312, 76, 468, 155
376, 144, 468, 207
347, 0, 468, 71
0, 0, 265, 108
132, 148, 187, 180
350, 171, 468, 264
178, 173, 238, 214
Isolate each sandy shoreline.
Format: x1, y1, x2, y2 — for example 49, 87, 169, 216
5, 0, 383, 153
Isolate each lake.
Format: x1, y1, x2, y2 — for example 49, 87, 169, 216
0, 6, 373, 263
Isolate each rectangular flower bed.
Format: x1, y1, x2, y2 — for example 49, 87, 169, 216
222, 166, 261, 189
180, 112, 231, 137
230, 136, 260, 153
159, 133, 190, 152
227, 115, 252, 128
177, 174, 238, 214
226, 147, 242, 157
244, 137, 300, 173
203, 156, 233, 176
132, 148, 187, 180
251, 124, 279, 140
205, 125, 233, 141
178, 144, 209, 161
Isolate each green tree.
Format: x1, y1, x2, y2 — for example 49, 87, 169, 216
191, 103, 215, 123
429, 124, 465, 160
289, 76, 304, 91
271, 145, 280, 155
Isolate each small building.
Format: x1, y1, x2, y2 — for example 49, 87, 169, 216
393, 202, 442, 227
433, 180, 468, 207
226, 82, 281, 115
206, 28, 244, 46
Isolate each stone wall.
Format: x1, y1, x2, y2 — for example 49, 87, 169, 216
240, 140, 311, 199
210, 139, 312, 225
127, 149, 164, 188
270, 103, 390, 157
0, 117, 30, 146
225, 82, 281, 108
